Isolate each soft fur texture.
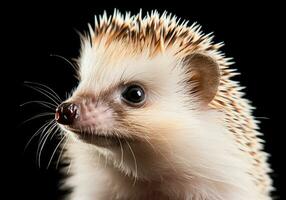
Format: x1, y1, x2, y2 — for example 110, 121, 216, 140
58, 10, 272, 200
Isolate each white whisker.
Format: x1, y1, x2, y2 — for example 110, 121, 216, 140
24, 81, 62, 102
38, 124, 59, 168
22, 112, 54, 124
46, 134, 67, 169
24, 83, 61, 105
20, 100, 57, 110
125, 140, 138, 186
66, 160, 72, 175
56, 133, 70, 169
37, 122, 57, 161
24, 119, 55, 151
117, 136, 124, 167
50, 54, 78, 72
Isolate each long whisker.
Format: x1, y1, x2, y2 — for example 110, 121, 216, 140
66, 160, 72, 175
38, 124, 59, 168
37, 122, 57, 161
36, 122, 54, 153
24, 81, 62, 103
104, 141, 108, 168
22, 112, 55, 124
125, 140, 138, 186
56, 133, 70, 169
20, 100, 57, 111
24, 119, 55, 151
24, 83, 61, 105
117, 136, 124, 167
46, 134, 67, 169
50, 125, 62, 141
50, 54, 78, 72
22, 80, 65, 170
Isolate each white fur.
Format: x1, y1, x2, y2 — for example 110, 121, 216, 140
65, 112, 263, 200
61, 38, 270, 200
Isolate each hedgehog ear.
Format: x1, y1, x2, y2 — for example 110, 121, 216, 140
184, 53, 220, 104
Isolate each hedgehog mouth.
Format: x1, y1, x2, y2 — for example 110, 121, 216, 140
64, 126, 132, 147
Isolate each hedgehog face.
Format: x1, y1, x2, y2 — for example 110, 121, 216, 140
55, 12, 221, 179
61, 42, 189, 147
55, 40, 221, 178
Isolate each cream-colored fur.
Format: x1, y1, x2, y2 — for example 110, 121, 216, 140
60, 38, 270, 199
65, 113, 262, 200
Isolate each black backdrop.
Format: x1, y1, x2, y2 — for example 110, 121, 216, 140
5, 1, 284, 199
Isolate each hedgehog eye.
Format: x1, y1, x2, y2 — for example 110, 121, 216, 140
121, 85, 145, 106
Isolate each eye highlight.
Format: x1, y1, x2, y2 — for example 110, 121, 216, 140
121, 84, 146, 106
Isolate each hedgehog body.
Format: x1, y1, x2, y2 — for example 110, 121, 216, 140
57, 10, 273, 200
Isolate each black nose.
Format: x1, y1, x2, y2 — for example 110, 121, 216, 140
55, 102, 79, 125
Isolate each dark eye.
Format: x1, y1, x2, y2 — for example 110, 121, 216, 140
121, 85, 146, 106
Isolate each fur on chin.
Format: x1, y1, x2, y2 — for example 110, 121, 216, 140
63, 109, 268, 200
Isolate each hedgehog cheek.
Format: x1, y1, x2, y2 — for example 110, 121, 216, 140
184, 53, 220, 105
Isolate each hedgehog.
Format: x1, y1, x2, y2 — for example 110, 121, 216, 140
52, 10, 273, 200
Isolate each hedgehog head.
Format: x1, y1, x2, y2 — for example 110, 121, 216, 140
56, 10, 234, 180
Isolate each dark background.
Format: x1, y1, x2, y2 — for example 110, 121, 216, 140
5, 1, 284, 199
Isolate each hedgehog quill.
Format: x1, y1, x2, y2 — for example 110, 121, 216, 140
49, 10, 273, 200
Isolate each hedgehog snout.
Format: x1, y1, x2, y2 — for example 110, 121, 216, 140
55, 102, 79, 125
